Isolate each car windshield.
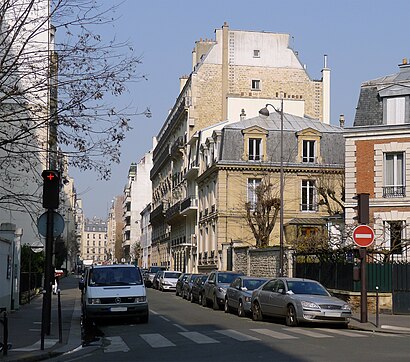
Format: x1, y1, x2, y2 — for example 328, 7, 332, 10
286, 280, 329, 296
89, 267, 142, 286
218, 273, 240, 284
149, 266, 164, 273
164, 272, 181, 278
243, 278, 267, 290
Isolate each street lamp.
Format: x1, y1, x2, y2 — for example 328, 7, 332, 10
259, 100, 285, 277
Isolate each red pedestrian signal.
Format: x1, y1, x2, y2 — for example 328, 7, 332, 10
42, 170, 60, 209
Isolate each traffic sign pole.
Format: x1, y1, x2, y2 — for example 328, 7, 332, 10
359, 247, 367, 323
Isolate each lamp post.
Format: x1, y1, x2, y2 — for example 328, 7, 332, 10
259, 100, 285, 277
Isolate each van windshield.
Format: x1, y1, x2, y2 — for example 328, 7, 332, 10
89, 267, 142, 286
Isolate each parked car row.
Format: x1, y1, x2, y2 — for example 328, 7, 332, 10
173, 271, 352, 327
144, 269, 182, 292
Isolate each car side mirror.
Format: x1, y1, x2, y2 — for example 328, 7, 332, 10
208, 280, 214, 284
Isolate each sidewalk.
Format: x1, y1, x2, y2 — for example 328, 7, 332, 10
2, 274, 83, 362
349, 311, 410, 334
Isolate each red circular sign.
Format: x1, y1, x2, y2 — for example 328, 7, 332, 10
353, 225, 375, 248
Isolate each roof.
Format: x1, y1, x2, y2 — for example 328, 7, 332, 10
286, 218, 327, 226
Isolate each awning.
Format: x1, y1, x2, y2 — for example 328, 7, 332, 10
285, 218, 327, 226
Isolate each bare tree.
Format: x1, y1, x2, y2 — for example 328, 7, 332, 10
0, 0, 149, 214
245, 174, 280, 248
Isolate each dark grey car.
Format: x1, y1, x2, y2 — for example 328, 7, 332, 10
191, 274, 208, 304
225, 276, 269, 317
251, 277, 352, 327
202, 271, 243, 310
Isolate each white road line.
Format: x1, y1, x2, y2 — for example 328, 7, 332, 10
283, 328, 333, 338
12, 339, 59, 352
159, 316, 170, 322
173, 323, 189, 332
317, 328, 368, 337
140, 334, 175, 348
179, 331, 219, 344
250, 328, 298, 340
104, 336, 130, 353
150, 310, 158, 315
215, 329, 260, 341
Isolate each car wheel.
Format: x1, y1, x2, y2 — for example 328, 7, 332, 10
238, 300, 245, 317
212, 294, 220, 310
224, 298, 231, 313
285, 305, 298, 327
252, 301, 263, 321
140, 312, 149, 324
201, 294, 207, 307
190, 293, 195, 303
188, 292, 192, 301
176, 289, 179, 296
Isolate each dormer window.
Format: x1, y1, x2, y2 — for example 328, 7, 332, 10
249, 138, 261, 161
386, 97, 405, 124
302, 140, 315, 163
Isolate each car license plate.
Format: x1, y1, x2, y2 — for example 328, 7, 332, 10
110, 307, 127, 312
324, 311, 341, 317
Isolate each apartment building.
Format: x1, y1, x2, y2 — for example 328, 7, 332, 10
345, 59, 410, 261
150, 23, 332, 271
81, 218, 108, 263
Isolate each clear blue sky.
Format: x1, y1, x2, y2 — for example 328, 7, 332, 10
72, 0, 410, 219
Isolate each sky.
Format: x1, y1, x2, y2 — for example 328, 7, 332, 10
71, 0, 410, 219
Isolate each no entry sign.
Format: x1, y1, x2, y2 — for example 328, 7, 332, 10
353, 225, 375, 248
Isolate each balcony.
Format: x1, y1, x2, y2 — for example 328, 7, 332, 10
180, 196, 198, 216
184, 161, 199, 180
150, 202, 166, 224
170, 136, 184, 159
170, 236, 190, 248
383, 186, 406, 198
165, 201, 181, 223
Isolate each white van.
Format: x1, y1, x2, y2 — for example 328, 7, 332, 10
79, 264, 148, 325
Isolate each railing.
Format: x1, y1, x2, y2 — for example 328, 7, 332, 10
383, 186, 406, 198
165, 201, 181, 220
300, 203, 319, 212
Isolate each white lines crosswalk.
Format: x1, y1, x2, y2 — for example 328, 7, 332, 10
102, 327, 393, 352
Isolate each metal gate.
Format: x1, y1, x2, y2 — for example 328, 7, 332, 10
392, 263, 410, 314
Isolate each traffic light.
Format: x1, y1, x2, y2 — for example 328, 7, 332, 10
42, 170, 60, 209
353, 193, 369, 224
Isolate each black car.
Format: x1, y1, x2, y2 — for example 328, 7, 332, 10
176, 273, 190, 297
182, 274, 201, 301
191, 274, 208, 304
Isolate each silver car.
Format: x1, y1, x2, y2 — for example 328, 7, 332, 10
225, 276, 269, 317
251, 277, 352, 327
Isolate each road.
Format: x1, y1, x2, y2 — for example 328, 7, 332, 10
52, 287, 410, 362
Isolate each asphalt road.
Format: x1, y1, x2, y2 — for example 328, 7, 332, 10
51, 287, 410, 362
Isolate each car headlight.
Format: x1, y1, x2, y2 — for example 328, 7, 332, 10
244, 296, 251, 302
217, 287, 226, 293
135, 296, 146, 303
342, 304, 351, 311
301, 301, 320, 309
88, 298, 101, 304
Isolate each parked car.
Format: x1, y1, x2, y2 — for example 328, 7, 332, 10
159, 271, 182, 292
191, 274, 208, 304
203, 271, 243, 310
152, 270, 164, 290
78, 264, 148, 325
176, 273, 190, 297
225, 276, 269, 317
251, 277, 352, 327
144, 266, 166, 287
182, 274, 201, 300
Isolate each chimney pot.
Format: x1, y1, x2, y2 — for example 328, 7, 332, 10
339, 114, 345, 128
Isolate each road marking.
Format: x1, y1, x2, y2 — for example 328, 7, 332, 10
215, 329, 260, 341
251, 329, 298, 340
12, 339, 59, 351
317, 328, 368, 337
150, 310, 158, 315
173, 323, 189, 332
179, 331, 219, 344
159, 316, 170, 322
104, 336, 130, 353
140, 334, 175, 348
283, 328, 333, 338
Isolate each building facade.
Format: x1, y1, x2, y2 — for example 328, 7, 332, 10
150, 23, 332, 271
80, 218, 108, 263
345, 60, 410, 261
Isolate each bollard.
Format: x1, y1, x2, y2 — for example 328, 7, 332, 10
375, 286, 379, 328
58, 289, 62, 343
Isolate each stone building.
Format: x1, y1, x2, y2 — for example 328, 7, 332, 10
80, 218, 108, 263
345, 59, 410, 261
150, 23, 332, 272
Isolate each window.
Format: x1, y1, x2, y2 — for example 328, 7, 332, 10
251, 79, 260, 91
386, 97, 405, 124
386, 221, 404, 254
253, 49, 260, 58
301, 180, 316, 211
248, 138, 262, 161
247, 178, 261, 209
384, 152, 405, 197
302, 140, 315, 163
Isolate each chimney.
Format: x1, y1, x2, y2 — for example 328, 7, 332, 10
240, 109, 246, 121
339, 114, 345, 128
321, 54, 331, 124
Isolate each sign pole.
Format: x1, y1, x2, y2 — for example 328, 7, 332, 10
359, 247, 367, 323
